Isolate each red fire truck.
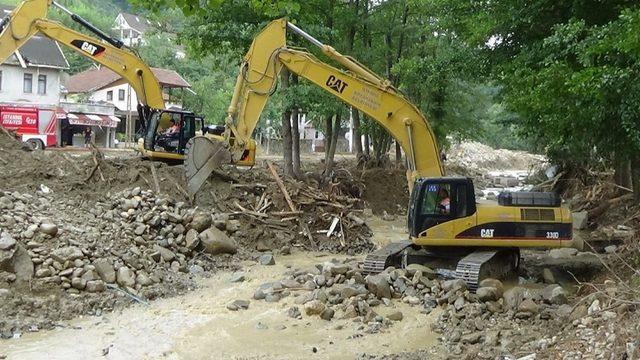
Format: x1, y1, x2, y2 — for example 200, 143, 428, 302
0, 106, 62, 149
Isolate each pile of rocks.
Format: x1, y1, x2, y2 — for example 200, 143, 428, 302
0, 187, 241, 296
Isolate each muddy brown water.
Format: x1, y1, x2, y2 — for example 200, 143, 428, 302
2, 217, 442, 360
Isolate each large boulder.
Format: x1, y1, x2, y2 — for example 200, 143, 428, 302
476, 286, 500, 302
199, 227, 238, 255
4, 245, 34, 281
365, 274, 391, 299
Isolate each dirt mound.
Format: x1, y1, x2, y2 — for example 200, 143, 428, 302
359, 168, 409, 215
447, 141, 546, 173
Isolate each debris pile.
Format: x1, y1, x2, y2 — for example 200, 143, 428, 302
0, 186, 242, 338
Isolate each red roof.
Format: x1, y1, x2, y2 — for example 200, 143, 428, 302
65, 66, 191, 93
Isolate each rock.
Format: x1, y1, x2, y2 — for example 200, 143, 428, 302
304, 300, 326, 316
5, 245, 33, 281
287, 306, 302, 319
86, 280, 106, 292
81, 269, 98, 282
199, 227, 238, 255
503, 286, 527, 309
153, 245, 176, 262
265, 294, 281, 303
518, 299, 539, 314
228, 299, 249, 311
50, 246, 83, 263
453, 296, 465, 311
479, 278, 503, 297
365, 274, 391, 299
604, 245, 617, 254
225, 220, 241, 232
259, 254, 275, 266
405, 263, 436, 279
387, 311, 403, 321
185, 229, 200, 250
572, 211, 588, 230
71, 277, 86, 290
340, 284, 367, 299
314, 275, 326, 287
0, 232, 16, 250
461, 332, 482, 345
542, 284, 568, 305
320, 308, 335, 320
116, 267, 136, 287
443, 279, 467, 293
542, 268, 558, 284
280, 246, 291, 255
134, 224, 146, 236
39, 223, 58, 236
35, 268, 51, 278
191, 212, 212, 232
476, 287, 500, 302
549, 248, 578, 259
229, 273, 245, 283
588, 299, 601, 315
328, 264, 350, 275
93, 259, 116, 283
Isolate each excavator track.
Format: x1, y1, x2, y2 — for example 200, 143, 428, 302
454, 249, 519, 291
363, 241, 413, 274
363, 244, 520, 291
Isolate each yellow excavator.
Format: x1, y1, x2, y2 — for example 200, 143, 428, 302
0, 0, 204, 161
185, 19, 576, 288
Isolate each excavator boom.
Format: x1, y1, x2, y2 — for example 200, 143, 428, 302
186, 19, 444, 194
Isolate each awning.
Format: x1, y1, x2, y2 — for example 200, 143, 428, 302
55, 107, 67, 119
67, 113, 120, 128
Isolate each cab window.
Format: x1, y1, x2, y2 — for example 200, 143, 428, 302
421, 183, 451, 215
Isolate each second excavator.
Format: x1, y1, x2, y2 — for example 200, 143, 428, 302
185, 19, 577, 289
0, 0, 204, 161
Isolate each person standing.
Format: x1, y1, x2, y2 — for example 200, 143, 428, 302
84, 127, 92, 148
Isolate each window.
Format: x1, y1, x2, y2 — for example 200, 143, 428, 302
420, 183, 451, 215
23, 73, 33, 93
37, 75, 47, 95
314, 131, 319, 139
118, 89, 125, 101
107, 90, 113, 101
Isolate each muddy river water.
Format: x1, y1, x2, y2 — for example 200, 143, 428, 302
2, 217, 443, 359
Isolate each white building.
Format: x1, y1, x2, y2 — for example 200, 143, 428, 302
112, 12, 156, 47
0, 6, 68, 108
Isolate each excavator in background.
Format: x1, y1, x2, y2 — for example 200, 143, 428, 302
185, 19, 577, 289
0, 0, 204, 161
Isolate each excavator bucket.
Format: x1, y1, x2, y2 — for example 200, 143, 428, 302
184, 136, 231, 195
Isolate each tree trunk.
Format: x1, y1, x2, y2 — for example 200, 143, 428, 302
325, 113, 341, 175
632, 154, 640, 203
395, 141, 402, 167
280, 69, 293, 177
614, 157, 632, 189
324, 115, 333, 165
291, 75, 301, 177
364, 133, 370, 157
351, 108, 363, 158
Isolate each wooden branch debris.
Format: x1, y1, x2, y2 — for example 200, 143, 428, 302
267, 162, 297, 212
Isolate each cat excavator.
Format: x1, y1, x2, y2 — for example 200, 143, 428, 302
0, 0, 203, 161
184, 18, 577, 288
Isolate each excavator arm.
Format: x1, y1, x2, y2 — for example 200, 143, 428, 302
0, 0, 165, 110
186, 18, 444, 194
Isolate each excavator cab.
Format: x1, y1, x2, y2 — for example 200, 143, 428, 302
140, 110, 204, 161
408, 177, 477, 238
